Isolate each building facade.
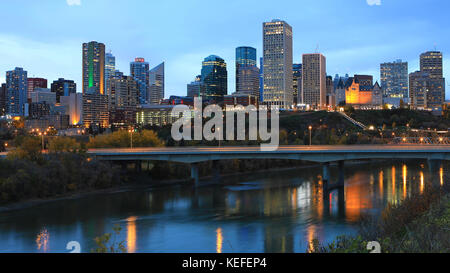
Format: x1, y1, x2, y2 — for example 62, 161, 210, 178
82, 93, 109, 128
6, 67, 28, 116
27, 78, 47, 99
302, 54, 326, 109
130, 57, 150, 104
236, 47, 260, 100
409, 71, 445, 110
0, 84, 6, 116
187, 75, 205, 98
30, 88, 56, 104
380, 59, 408, 98
136, 105, 192, 127
262, 20, 293, 108
60, 93, 83, 126
149, 62, 165, 105
50, 78, 76, 103
201, 55, 227, 101
82, 41, 105, 95
105, 52, 116, 96
292, 63, 302, 105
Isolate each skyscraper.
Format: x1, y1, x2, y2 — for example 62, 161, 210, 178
0, 84, 6, 116
27, 78, 47, 99
51, 78, 76, 103
82, 41, 106, 95
380, 59, 408, 98
149, 62, 165, 105
259, 58, 264, 102
201, 55, 227, 101
262, 19, 293, 108
105, 52, 116, 95
409, 71, 445, 110
130, 57, 150, 104
108, 74, 139, 125
420, 51, 443, 78
6, 67, 28, 116
236, 47, 260, 99
302, 54, 326, 109
292, 64, 302, 105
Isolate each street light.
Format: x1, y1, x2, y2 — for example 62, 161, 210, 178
308, 126, 313, 146
128, 129, 134, 149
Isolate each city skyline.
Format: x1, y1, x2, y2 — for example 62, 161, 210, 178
0, 0, 449, 99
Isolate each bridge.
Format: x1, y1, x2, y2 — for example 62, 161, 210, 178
87, 145, 450, 188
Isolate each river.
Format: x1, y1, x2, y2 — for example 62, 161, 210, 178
0, 159, 446, 253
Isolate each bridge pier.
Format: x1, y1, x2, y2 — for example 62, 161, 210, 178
191, 163, 200, 187
322, 163, 330, 191
338, 161, 345, 187
428, 159, 442, 187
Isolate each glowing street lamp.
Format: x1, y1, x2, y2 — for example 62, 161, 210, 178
308, 126, 313, 146
128, 129, 134, 149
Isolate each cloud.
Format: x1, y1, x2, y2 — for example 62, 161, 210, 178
66, 0, 81, 6
367, 0, 381, 5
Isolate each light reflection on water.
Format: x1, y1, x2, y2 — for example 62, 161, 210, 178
0, 160, 447, 253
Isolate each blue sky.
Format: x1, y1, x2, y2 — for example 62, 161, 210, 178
0, 0, 449, 99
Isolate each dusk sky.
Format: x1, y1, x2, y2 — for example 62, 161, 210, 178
0, 0, 449, 99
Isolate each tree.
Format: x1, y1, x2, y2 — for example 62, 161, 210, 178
48, 137, 84, 154
7, 137, 42, 162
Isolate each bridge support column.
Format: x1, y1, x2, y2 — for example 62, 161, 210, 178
212, 160, 221, 183
338, 161, 345, 187
191, 163, 200, 187
428, 159, 442, 187
322, 162, 330, 191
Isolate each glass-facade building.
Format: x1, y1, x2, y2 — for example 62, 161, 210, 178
201, 55, 228, 101
6, 67, 28, 116
51, 78, 76, 103
82, 41, 105, 95
149, 62, 165, 105
105, 52, 116, 95
236, 47, 259, 99
380, 59, 408, 98
130, 58, 150, 104
293, 63, 302, 105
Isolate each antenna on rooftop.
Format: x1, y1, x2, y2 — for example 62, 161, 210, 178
315, 44, 319, 53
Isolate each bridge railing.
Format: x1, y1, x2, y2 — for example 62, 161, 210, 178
391, 137, 450, 145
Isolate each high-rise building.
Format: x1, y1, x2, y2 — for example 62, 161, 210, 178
130, 57, 150, 104
262, 19, 293, 108
108, 74, 139, 110
51, 78, 76, 103
409, 71, 445, 110
326, 75, 335, 106
0, 84, 6, 116
259, 58, 264, 102
380, 59, 408, 98
201, 55, 227, 101
82, 41, 106, 95
6, 67, 28, 116
149, 62, 165, 105
82, 92, 109, 128
105, 52, 116, 95
187, 75, 205, 98
236, 47, 259, 99
420, 51, 443, 78
302, 54, 326, 109
27, 78, 47, 99
292, 64, 302, 105
30, 88, 56, 104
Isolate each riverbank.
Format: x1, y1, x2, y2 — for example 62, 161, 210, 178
310, 183, 450, 253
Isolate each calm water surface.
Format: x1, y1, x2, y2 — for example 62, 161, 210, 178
0, 160, 446, 253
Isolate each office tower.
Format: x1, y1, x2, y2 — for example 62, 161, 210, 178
259, 58, 264, 102
82, 93, 109, 128
105, 52, 116, 95
201, 55, 227, 101
82, 41, 106, 95
51, 78, 77, 103
0, 84, 6, 116
27, 78, 47, 99
107, 75, 139, 110
130, 57, 150, 104
187, 75, 205, 97
292, 64, 302, 105
149, 62, 165, 105
302, 53, 326, 109
60, 93, 83, 126
380, 59, 408, 98
409, 71, 445, 109
420, 51, 443, 78
6, 67, 28, 116
236, 47, 259, 99
262, 19, 293, 108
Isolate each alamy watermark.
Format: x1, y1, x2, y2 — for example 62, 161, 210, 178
171, 97, 280, 151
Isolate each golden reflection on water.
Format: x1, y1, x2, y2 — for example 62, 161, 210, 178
379, 170, 384, 198
216, 228, 223, 253
440, 167, 444, 186
36, 228, 50, 252
127, 216, 137, 253
391, 166, 396, 202
420, 172, 425, 194
403, 165, 407, 199
307, 225, 316, 253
